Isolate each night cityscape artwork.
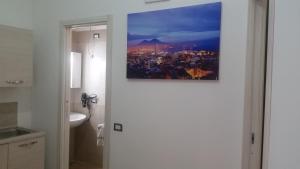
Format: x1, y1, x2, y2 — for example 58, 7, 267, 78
127, 2, 222, 80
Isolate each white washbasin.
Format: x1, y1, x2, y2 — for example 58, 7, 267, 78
69, 112, 87, 128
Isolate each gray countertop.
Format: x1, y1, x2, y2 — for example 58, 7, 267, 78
0, 127, 45, 145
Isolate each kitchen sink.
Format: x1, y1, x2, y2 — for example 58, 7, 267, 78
0, 127, 33, 139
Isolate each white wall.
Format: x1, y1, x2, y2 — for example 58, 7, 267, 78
31, 0, 250, 169
268, 1, 300, 169
0, 0, 33, 128
0, 0, 33, 29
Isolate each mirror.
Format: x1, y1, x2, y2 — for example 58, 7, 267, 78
70, 52, 82, 88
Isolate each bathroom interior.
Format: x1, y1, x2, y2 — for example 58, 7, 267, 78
68, 24, 107, 169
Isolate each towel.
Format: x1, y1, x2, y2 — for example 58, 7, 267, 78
97, 123, 105, 146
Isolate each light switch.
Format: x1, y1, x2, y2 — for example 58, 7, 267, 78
114, 123, 123, 132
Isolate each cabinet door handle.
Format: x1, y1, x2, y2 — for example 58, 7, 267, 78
18, 141, 38, 148
30, 141, 38, 145
6, 80, 24, 85
18, 143, 29, 148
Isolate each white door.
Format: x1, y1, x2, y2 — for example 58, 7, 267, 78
8, 138, 45, 169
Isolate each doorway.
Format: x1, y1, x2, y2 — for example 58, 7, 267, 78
60, 16, 112, 169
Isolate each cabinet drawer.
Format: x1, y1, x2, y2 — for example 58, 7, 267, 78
8, 137, 45, 169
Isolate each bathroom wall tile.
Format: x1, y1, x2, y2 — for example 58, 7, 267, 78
69, 128, 76, 162
69, 29, 106, 168
0, 102, 17, 128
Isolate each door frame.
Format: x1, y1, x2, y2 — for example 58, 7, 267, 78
244, 0, 276, 168
262, 0, 275, 169
59, 15, 113, 169
243, 0, 269, 169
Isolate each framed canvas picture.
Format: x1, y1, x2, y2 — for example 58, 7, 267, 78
127, 2, 222, 80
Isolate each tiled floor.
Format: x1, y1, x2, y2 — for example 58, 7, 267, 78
69, 161, 101, 169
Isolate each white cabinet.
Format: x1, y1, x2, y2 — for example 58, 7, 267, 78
0, 137, 44, 169
8, 137, 45, 169
70, 52, 82, 88
0, 25, 33, 87
0, 144, 8, 169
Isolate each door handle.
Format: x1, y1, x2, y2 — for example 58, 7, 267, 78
18, 141, 38, 148
6, 80, 24, 85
